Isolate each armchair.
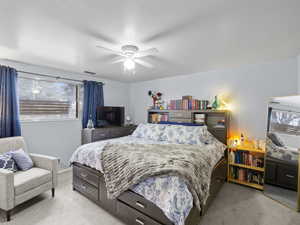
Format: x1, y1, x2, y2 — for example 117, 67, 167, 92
0, 137, 59, 221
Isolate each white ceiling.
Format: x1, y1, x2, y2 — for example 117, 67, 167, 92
1, 0, 300, 82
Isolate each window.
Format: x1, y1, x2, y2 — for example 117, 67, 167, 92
18, 77, 80, 121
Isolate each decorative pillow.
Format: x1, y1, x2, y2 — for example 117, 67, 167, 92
161, 125, 209, 145
0, 153, 18, 172
132, 123, 167, 141
10, 149, 33, 171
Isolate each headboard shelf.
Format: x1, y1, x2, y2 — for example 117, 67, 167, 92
148, 109, 228, 113
147, 109, 230, 144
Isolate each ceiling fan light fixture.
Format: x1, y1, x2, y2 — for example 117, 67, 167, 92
124, 58, 135, 70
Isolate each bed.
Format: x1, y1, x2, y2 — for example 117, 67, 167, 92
70, 123, 228, 225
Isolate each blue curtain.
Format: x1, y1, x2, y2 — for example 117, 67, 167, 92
0, 65, 21, 138
82, 81, 104, 128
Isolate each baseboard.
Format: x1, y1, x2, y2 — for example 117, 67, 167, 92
58, 167, 72, 175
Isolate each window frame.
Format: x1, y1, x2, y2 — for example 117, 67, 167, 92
18, 76, 82, 122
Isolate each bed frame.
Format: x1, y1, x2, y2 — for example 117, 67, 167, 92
72, 158, 226, 225
73, 110, 230, 225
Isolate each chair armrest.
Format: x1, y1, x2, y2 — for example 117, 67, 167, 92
0, 169, 14, 210
29, 153, 59, 188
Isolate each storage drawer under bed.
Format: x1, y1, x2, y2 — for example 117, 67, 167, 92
117, 200, 164, 225
73, 164, 99, 187
118, 191, 173, 225
72, 157, 226, 225
73, 176, 99, 200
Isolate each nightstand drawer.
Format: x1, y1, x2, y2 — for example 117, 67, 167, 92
93, 131, 111, 140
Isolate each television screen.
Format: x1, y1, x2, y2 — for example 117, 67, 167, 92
96, 106, 124, 127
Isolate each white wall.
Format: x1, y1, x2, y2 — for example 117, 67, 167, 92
129, 58, 298, 139
1, 57, 298, 166
298, 54, 300, 93
0, 59, 130, 167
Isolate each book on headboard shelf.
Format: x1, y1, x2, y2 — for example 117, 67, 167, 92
168, 96, 209, 110
150, 113, 169, 123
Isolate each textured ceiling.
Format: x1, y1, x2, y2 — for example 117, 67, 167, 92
1, 0, 300, 82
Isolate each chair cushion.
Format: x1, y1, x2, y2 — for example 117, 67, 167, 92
14, 167, 52, 195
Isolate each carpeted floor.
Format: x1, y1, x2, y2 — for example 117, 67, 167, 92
1, 170, 299, 225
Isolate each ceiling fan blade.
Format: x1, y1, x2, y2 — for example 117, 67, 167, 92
142, 13, 205, 43
111, 58, 125, 64
136, 48, 159, 58
96, 45, 124, 56
134, 59, 154, 68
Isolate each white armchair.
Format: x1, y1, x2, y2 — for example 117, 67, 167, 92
0, 137, 59, 221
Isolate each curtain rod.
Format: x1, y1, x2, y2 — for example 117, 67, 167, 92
17, 70, 105, 85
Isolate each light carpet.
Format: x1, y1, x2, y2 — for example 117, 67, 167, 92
1, 169, 299, 225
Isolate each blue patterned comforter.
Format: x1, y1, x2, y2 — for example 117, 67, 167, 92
70, 136, 222, 225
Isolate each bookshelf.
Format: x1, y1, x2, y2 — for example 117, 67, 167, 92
227, 142, 266, 190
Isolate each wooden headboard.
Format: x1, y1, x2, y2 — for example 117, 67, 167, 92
147, 109, 230, 144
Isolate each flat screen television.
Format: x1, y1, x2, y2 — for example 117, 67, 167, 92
96, 106, 124, 127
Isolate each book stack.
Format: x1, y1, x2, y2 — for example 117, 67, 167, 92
229, 151, 264, 168
230, 167, 264, 185
151, 113, 169, 123
169, 96, 209, 110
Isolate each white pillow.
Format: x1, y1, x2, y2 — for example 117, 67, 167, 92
161, 125, 209, 145
132, 123, 167, 141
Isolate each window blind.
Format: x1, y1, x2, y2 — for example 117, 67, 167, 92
20, 100, 71, 115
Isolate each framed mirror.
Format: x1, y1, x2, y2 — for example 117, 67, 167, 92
264, 96, 300, 211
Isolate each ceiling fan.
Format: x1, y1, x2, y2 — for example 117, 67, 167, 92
96, 44, 158, 71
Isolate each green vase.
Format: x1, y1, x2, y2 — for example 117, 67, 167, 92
212, 96, 219, 109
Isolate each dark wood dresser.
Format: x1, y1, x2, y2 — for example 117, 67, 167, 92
81, 126, 137, 145
265, 158, 298, 191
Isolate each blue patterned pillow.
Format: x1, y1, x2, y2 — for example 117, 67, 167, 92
0, 153, 18, 172
161, 125, 209, 145
10, 149, 33, 171
132, 123, 167, 141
